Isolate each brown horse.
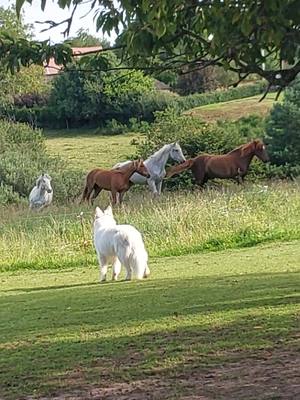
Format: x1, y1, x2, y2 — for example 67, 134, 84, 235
82, 160, 149, 205
166, 139, 269, 186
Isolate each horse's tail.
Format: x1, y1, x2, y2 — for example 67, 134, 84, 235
166, 159, 195, 178
80, 172, 92, 203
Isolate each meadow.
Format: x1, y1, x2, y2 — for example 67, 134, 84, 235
1, 93, 300, 399
1, 182, 300, 272
45, 130, 141, 171
186, 93, 279, 122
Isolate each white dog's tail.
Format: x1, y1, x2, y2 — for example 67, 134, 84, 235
116, 230, 149, 279
129, 247, 149, 279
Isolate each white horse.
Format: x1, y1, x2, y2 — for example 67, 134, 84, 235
29, 174, 53, 210
114, 142, 186, 195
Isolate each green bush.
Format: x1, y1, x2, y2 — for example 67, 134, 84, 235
266, 78, 300, 166
0, 120, 83, 204
6, 77, 266, 129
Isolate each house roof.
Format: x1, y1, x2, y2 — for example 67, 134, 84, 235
44, 46, 102, 76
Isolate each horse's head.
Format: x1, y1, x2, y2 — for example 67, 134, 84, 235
37, 174, 53, 193
240, 140, 269, 163
134, 159, 150, 178
253, 140, 269, 162
170, 142, 186, 163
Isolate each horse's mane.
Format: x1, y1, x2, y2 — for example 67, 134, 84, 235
228, 141, 253, 155
148, 144, 171, 160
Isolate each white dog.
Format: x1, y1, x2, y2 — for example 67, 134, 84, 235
29, 174, 53, 211
93, 206, 150, 282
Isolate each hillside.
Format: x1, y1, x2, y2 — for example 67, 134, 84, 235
185, 93, 279, 122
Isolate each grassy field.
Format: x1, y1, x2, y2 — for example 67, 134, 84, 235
45, 129, 141, 171
1, 182, 300, 272
44, 94, 279, 169
2, 93, 299, 399
0, 240, 299, 399
186, 93, 279, 122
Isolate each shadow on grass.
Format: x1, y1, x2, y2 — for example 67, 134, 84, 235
0, 271, 299, 399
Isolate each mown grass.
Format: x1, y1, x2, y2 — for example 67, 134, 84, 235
0, 182, 299, 272
0, 241, 299, 399
45, 129, 140, 171
186, 93, 281, 122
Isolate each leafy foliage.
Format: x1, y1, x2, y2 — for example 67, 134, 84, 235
65, 28, 109, 47
0, 120, 82, 204
47, 62, 154, 126
266, 78, 300, 166
11, 1, 300, 90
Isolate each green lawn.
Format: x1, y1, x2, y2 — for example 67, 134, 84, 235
186, 93, 280, 122
0, 241, 299, 399
45, 129, 141, 171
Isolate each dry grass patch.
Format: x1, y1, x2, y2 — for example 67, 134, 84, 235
186, 94, 279, 122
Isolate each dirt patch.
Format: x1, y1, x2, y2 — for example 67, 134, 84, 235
29, 348, 300, 400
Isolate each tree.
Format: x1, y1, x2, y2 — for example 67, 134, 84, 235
0, 6, 48, 107
266, 77, 300, 166
65, 28, 110, 48
0, 5, 32, 39
5, 0, 300, 94
48, 53, 154, 126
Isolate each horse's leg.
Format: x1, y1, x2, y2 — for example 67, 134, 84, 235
234, 168, 245, 185
112, 257, 121, 281
111, 189, 118, 205
90, 185, 102, 205
118, 191, 125, 204
157, 180, 163, 195
147, 178, 159, 196
191, 164, 206, 187
84, 185, 95, 204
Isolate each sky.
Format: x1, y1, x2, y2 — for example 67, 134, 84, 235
1, 0, 117, 44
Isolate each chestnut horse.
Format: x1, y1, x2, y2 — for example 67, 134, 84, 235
82, 160, 149, 205
166, 140, 269, 186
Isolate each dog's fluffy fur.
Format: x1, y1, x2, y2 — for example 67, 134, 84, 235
93, 206, 150, 281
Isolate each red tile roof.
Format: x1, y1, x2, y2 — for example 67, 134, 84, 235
44, 46, 102, 76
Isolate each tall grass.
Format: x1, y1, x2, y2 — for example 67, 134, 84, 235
1, 182, 299, 271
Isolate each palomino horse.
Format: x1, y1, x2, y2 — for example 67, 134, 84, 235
29, 174, 53, 210
166, 140, 269, 186
114, 142, 186, 195
82, 160, 149, 205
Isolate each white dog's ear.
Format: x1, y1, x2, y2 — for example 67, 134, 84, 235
104, 205, 113, 216
95, 207, 103, 218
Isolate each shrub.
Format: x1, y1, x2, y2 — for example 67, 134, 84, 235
0, 120, 83, 204
13, 92, 49, 108
5, 78, 267, 129
266, 78, 300, 166
47, 66, 155, 127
